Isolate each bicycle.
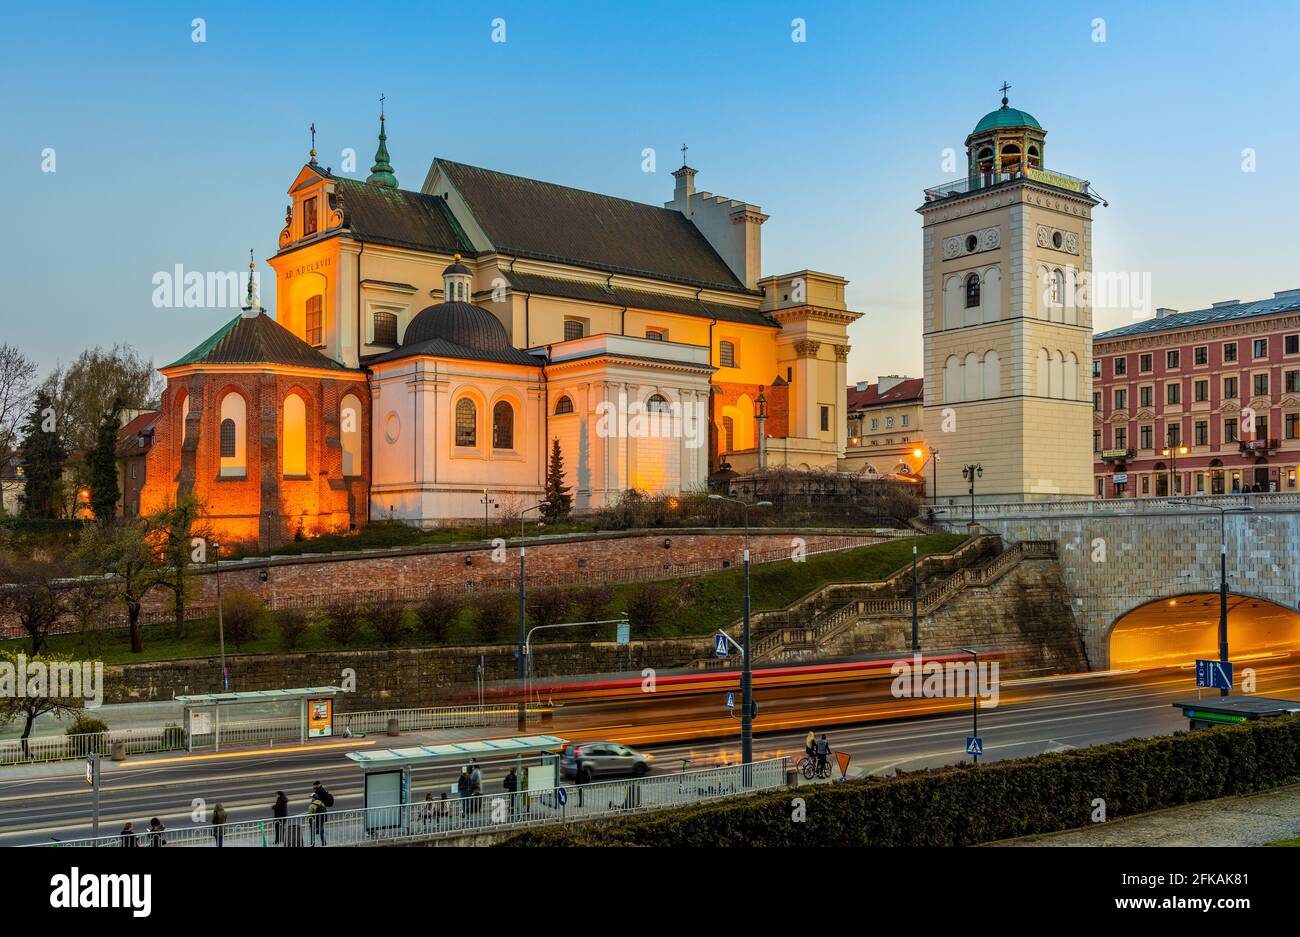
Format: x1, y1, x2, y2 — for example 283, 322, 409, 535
798, 753, 833, 780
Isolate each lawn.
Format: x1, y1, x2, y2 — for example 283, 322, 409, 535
12, 533, 967, 664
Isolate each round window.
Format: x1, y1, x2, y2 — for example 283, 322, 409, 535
965, 234, 978, 253
384, 411, 400, 444
1052, 231, 1063, 249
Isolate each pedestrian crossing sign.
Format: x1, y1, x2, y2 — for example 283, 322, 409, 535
965, 736, 983, 756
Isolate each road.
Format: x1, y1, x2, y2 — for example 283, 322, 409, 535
1, 658, 1297, 845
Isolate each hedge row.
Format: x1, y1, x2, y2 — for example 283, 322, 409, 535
499, 715, 1300, 846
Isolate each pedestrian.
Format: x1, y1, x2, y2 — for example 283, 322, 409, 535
438, 791, 450, 824
307, 798, 323, 846
310, 780, 333, 845
120, 821, 138, 848
422, 792, 434, 831
503, 767, 518, 816
147, 817, 166, 847
211, 803, 227, 847
470, 760, 483, 814
272, 791, 289, 844
456, 765, 471, 812
814, 734, 830, 775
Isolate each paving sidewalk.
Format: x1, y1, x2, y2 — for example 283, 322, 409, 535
995, 783, 1300, 847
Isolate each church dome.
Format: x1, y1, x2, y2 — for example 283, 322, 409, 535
973, 104, 1041, 134
403, 301, 513, 352
442, 259, 472, 276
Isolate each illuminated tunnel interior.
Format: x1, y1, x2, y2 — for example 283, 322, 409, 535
1109, 593, 1300, 669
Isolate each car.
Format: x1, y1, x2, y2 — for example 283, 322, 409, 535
558, 740, 652, 782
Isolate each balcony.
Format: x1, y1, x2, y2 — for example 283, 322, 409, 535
1240, 438, 1280, 454
923, 166, 1091, 203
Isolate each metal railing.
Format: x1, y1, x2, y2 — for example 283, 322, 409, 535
923, 166, 1090, 202
0, 704, 533, 766
939, 491, 1300, 520
32, 757, 790, 847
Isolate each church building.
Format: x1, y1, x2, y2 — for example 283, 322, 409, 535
141, 112, 861, 546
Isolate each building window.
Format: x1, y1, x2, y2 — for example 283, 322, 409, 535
373, 311, 398, 345
885, 416, 894, 429
1166, 382, 1180, 405
1092, 391, 1101, 412
820, 406, 830, 432
1139, 385, 1153, 408
1048, 269, 1063, 305
901, 414, 909, 427
1286, 334, 1299, 355
1093, 430, 1101, 453
1166, 349, 1179, 369
1096, 477, 1104, 498
1140, 425, 1153, 449
1254, 373, 1269, 397
1194, 379, 1209, 402
1092, 360, 1101, 378
965, 273, 980, 308
1256, 416, 1268, 440
1166, 423, 1182, 447
455, 398, 477, 448
1113, 357, 1127, 376
1115, 427, 1127, 449
305, 295, 323, 346
340, 393, 364, 476
644, 329, 665, 341
218, 392, 246, 477
492, 401, 514, 449
130, 463, 137, 480
1224, 419, 1238, 444
647, 394, 672, 414
1288, 370, 1300, 394
870, 418, 879, 430
1254, 338, 1268, 358
722, 416, 735, 451
1194, 346, 1208, 366
1114, 388, 1127, 410
303, 196, 318, 236
1286, 413, 1299, 439
1224, 376, 1238, 399
563, 319, 584, 341
719, 340, 736, 368
554, 395, 574, 415
1223, 342, 1238, 363
282, 393, 307, 476
1194, 421, 1208, 446
1139, 353, 1153, 373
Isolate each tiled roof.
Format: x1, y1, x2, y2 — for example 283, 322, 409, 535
847, 377, 924, 410
164, 313, 358, 372
437, 159, 750, 293
116, 412, 159, 458
332, 177, 472, 255
1095, 291, 1300, 342
367, 335, 541, 368
370, 300, 541, 367
502, 271, 775, 329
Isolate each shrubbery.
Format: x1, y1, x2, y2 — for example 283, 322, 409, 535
275, 609, 309, 649
220, 589, 263, 649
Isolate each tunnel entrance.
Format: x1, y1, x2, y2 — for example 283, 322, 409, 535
1109, 593, 1300, 669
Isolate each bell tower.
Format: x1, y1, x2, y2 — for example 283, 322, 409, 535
920, 89, 1099, 504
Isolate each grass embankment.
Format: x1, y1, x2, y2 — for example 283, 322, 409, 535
9, 533, 965, 665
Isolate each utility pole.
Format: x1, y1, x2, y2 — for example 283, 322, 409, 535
87, 752, 101, 840
517, 501, 550, 731
213, 541, 227, 691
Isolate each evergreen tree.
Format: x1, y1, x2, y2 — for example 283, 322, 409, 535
87, 398, 123, 523
542, 436, 572, 521
17, 389, 67, 518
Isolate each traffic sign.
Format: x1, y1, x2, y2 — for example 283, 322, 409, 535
725, 691, 735, 711
834, 751, 851, 780
556, 787, 568, 806
1196, 659, 1233, 691
713, 633, 729, 658
616, 620, 630, 646
965, 736, 984, 756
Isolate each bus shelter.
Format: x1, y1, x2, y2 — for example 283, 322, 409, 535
1171, 695, 1300, 730
175, 686, 345, 752
346, 734, 566, 832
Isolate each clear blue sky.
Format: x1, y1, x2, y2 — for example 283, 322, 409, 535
2, 0, 1298, 387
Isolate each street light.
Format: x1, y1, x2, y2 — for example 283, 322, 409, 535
211, 541, 228, 691
910, 539, 920, 652
707, 493, 773, 766
961, 463, 983, 526
960, 647, 980, 763
1161, 443, 1188, 496
516, 500, 550, 730
1170, 499, 1253, 696
914, 446, 939, 507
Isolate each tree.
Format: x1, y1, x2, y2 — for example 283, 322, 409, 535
542, 437, 572, 522
0, 554, 73, 655
74, 519, 165, 654
17, 389, 66, 519
0, 650, 89, 755
41, 344, 161, 455
87, 398, 123, 523
151, 496, 206, 637
415, 592, 462, 643
0, 343, 37, 456
220, 589, 263, 649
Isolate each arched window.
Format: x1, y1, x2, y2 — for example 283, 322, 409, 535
304, 295, 323, 346
647, 394, 671, 413
283, 393, 307, 476
218, 392, 246, 477
982, 350, 1001, 399
718, 340, 737, 368
492, 400, 514, 449
554, 395, 574, 415
178, 391, 190, 451
455, 398, 477, 448
340, 393, 363, 476
944, 355, 963, 403
965, 273, 981, 309
1049, 268, 1064, 305
722, 416, 735, 451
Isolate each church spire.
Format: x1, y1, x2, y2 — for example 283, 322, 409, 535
366, 95, 398, 188
242, 250, 263, 318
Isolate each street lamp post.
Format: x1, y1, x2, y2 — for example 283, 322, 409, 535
913, 447, 939, 507
212, 541, 227, 691
708, 494, 772, 766
480, 489, 497, 537
1170, 499, 1253, 696
910, 540, 920, 652
1161, 443, 1188, 496
961, 464, 983, 527
516, 501, 550, 730
960, 646, 979, 763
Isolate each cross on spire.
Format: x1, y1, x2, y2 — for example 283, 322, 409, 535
309, 122, 318, 164
998, 82, 1011, 106
681, 143, 688, 167
379, 93, 386, 120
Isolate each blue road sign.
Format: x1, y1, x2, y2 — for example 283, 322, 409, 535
1196, 659, 1233, 691
556, 787, 568, 806
965, 736, 984, 756
616, 621, 630, 646
714, 633, 729, 658
726, 691, 735, 711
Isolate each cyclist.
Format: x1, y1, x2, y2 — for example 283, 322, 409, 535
814, 734, 830, 776
804, 730, 816, 761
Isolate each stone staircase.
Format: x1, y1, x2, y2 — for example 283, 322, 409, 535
692, 535, 1083, 673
